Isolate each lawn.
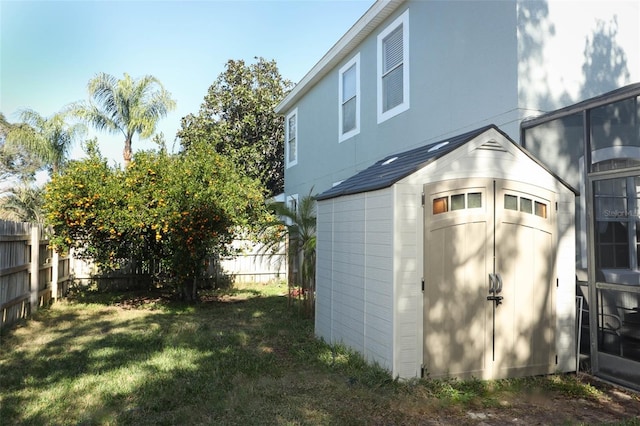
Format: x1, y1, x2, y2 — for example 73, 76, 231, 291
1, 280, 640, 425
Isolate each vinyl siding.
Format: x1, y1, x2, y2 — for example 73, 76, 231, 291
555, 187, 577, 372
393, 183, 423, 378
316, 131, 577, 379
316, 189, 395, 372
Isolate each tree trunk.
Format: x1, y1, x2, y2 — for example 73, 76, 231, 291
123, 137, 132, 167
181, 277, 198, 302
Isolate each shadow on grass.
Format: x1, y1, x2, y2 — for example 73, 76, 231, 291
1, 284, 364, 425
2, 284, 635, 425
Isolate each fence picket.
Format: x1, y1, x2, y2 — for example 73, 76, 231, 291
0, 220, 71, 329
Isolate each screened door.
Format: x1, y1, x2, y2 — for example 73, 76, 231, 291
423, 178, 557, 379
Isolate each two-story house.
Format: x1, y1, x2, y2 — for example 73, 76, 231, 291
275, 0, 640, 385
275, 0, 639, 204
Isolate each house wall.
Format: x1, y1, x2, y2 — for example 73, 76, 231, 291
517, 1, 640, 115
282, 0, 639, 201
285, 0, 518, 199
316, 189, 395, 372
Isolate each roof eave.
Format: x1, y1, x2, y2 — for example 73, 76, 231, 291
275, 0, 406, 115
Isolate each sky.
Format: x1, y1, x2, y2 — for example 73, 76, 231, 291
0, 0, 374, 166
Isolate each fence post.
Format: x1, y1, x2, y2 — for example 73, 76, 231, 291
29, 225, 40, 314
51, 250, 59, 300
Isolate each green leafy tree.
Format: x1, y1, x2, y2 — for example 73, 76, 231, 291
4, 109, 85, 175
73, 72, 176, 167
44, 140, 267, 300
178, 58, 293, 196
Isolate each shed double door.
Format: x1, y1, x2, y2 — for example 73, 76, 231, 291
423, 178, 556, 380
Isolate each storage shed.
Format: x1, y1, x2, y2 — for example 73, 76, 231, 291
315, 125, 577, 380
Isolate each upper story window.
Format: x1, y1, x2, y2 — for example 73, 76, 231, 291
339, 53, 360, 142
286, 109, 298, 167
377, 9, 410, 123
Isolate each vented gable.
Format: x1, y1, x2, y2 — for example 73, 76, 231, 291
476, 139, 507, 152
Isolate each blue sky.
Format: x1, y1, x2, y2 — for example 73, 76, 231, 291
1, 0, 373, 165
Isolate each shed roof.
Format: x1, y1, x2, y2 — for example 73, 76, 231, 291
316, 124, 578, 201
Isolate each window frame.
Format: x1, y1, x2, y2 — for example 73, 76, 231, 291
285, 108, 298, 168
338, 53, 361, 142
286, 193, 299, 226
377, 9, 410, 124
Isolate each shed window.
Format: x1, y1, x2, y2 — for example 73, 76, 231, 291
520, 197, 533, 214
433, 197, 448, 214
505, 194, 518, 211
468, 192, 482, 208
451, 194, 465, 210
433, 192, 482, 215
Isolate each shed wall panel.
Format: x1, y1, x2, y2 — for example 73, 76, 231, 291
363, 190, 395, 371
316, 201, 334, 342
555, 186, 577, 372
392, 184, 424, 378
316, 130, 576, 380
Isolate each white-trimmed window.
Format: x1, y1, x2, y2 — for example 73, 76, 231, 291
286, 193, 299, 226
286, 109, 298, 167
287, 193, 298, 213
339, 53, 360, 142
377, 9, 410, 123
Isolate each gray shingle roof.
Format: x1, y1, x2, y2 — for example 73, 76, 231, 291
316, 125, 502, 201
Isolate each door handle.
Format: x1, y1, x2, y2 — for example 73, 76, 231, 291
488, 273, 496, 295
487, 273, 503, 306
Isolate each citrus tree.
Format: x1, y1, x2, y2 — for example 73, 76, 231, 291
44, 140, 267, 300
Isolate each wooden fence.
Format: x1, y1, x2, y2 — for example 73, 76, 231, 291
0, 221, 71, 329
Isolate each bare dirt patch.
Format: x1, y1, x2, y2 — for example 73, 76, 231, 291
445, 373, 640, 425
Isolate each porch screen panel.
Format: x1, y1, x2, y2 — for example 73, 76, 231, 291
594, 177, 630, 270
590, 96, 640, 172
595, 286, 640, 364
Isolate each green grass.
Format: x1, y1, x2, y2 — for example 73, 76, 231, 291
1, 280, 638, 425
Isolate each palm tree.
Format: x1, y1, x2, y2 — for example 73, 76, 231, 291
0, 185, 45, 223
263, 191, 316, 316
0, 113, 42, 183
73, 72, 176, 167
5, 109, 85, 175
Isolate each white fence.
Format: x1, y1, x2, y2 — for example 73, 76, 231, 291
0, 224, 286, 329
0, 221, 71, 329
219, 239, 287, 283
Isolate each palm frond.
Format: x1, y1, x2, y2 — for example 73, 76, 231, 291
0, 185, 45, 223
77, 72, 176, 165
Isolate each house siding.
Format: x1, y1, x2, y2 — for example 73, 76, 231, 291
282, 0, 639, 199
285, 0, 519, 199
